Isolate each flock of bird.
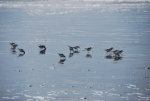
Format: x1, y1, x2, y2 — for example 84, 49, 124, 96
105, 47, 123, 61
10, 42, 25, 56
10, 42, 123, 63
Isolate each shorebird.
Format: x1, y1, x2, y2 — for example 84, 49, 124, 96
10, 42, 15, 46
118, 50, 123, 54
105, 47, 113, 52
18, 48, 25, 54
113, 50, 123, 57
68, 46, 74, 53
58, 53, 66, 59
39, 45, 46, 54
112, 50, 119, 56
86, 53, 92, 58
39, 45, 46, 49
73, 46, 80, 52
10, 42, 18, 49
112, 50, 119, 53
85, 47, 92, 52
147, 67, 150, 69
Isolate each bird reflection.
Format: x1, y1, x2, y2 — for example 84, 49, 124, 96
10, 48, 17, 54
40, 49, 46, 54
18, 53, 25, 57
59, 59, 66, 64
105, 55, 113, 59
69, 53, 74, 58
86, 53, 92, 58
113, 56, 123, 61
68, 46, 74, 53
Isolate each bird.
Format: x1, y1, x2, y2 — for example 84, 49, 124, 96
68, 46, 74, 53
39, 45, 46, 54
73, 46, 80, 50
105, 47, 113, 52
10, 42, 15, 46
73, 46, 80, 53
112, 50, 119, 53
18, 48, 25, 54
147, 67, 150, 69
113, 50, 123, 57
112, 50, 119, 56
10, 42, 18, 49
58, 53, 66, 59
39, 45, 46, 49
118, 50, 123, 54
85, 47, 92, 52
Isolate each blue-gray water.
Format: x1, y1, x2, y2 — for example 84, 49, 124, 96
0, 0, 150, 101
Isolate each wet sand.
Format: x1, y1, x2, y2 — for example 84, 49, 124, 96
0, 0, 150, 101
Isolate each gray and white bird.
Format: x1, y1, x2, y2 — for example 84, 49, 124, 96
18, 48, 25, 54
39, 45, 46, 49
113, 50, 123, 57
39, 45, 46, 54
68, 46, 74, 53
10, 42, 18, 49
73, 46, 80, 52
58, 53, 66, 59
85, 47, 92, 52
105, 47, 113, 52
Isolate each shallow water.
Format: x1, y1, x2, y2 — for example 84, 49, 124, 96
0, 0, 150, 101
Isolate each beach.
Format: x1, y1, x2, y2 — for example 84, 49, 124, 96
0, 0, 150, 101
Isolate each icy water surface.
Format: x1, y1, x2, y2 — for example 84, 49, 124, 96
0, 0, 150, 101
